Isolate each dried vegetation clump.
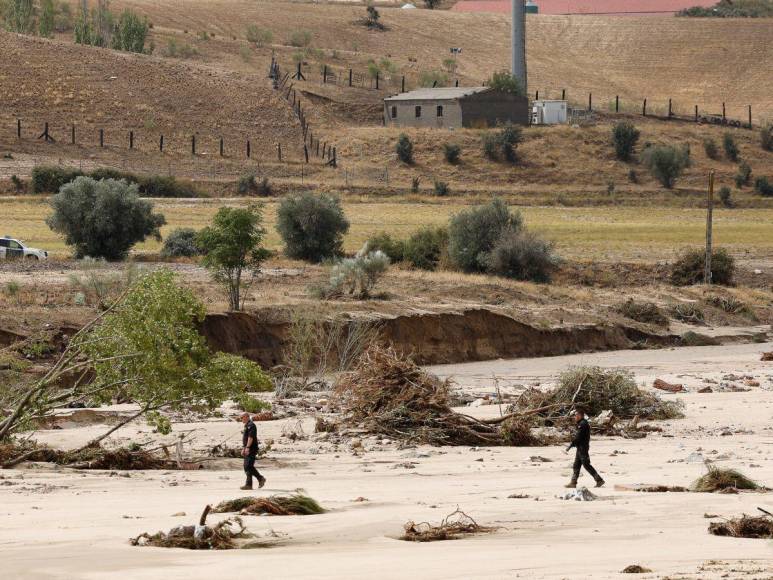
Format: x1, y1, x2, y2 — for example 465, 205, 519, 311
401, 509, 494, 542
616, 299, 668, 326
213, 493, 325, 516
692, 466, 759, 493
0, 441, 175, 470
709, 516, 773, 539
131, 506, 251, 549
334, 345, 545, 446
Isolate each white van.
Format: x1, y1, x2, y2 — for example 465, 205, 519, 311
0, 237, 48, 260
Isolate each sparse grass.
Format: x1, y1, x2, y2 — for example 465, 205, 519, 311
1, 199, 771, 261
692, 466, 758, 492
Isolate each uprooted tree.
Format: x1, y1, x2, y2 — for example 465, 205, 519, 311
0, 269, 271, 463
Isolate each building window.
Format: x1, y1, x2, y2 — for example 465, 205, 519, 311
391, 106, 397, 119
437, 105, 443, 117
415, 106, 422, 118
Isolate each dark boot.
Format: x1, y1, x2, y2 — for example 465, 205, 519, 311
564, 477, 578, 488
240, 483, 253, 490
257, 475, 266, 489
594, 476, 605, 488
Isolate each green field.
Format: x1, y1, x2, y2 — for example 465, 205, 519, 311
2, 197, 772, 262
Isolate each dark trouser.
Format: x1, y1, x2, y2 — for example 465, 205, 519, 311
572, 447, 601, 482
243, 454, 262, 485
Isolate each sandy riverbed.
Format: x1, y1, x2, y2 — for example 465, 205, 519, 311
2, 342, 773, 579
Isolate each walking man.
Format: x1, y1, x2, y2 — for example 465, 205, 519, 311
240, 412, 266, 490
564, 407, 605, 488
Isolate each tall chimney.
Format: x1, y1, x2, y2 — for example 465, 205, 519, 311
511, 0, 527, 93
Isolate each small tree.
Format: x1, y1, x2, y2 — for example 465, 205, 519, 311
396, 133, 414, 163
703, 138, 719, 160
47, 177, 165, 260
197, 205, 270, 311
484, 229, 558, 283
403, 226, 448, 271
245, 24, 272, 46
718, 186, 733, 208
160, 227, 202, 258
0, 270, 271, 449
276, 192, 350, 262
723, 132, 739, 162
319, 244, 390, 299
424, 0, 441, 8
443, 143, 461, 164
641, 144, 690, 188
366, 232, 404, 263
483, 125, 522, 162
487, 70, 525, 96
761, 123, 773, 152
6, 0, 35, 33
112, 9, 149, 53
39, 0, 55, 37
734, 162, 752, 188
755, 176, 773, 197
448, 198, 522, 273
363, 4, 384, 29
611, 121, 640, 161
671, 248, 735, 286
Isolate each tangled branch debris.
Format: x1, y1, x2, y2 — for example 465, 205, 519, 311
0, 441, 175, 470
762, 352, 773, 362
213, 493, 325, 516
401, 509, 494, 542
508, 366, 684, 423
692, 466, 759, 493
130, 505, 252, 549
334, 345, 547, 446
708, 514, 773, 539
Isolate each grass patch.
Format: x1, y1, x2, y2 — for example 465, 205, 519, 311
692, 466, 759, 492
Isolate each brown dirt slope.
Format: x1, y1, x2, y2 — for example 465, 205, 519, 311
0, 29, 305, 159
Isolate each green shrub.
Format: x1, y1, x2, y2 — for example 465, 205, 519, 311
703, 138, 719, 160
31, 165, 84, 193
396, 133, 413, 163
418, 70, 449, 88
39, 0, 54, 37
487, 70, 525, 96
160, 228, 203, 258
137, 175, 198, 197
723, 132, 739, 162
317, 245, 390, 299
718, 186, 733, 207
761, 123, 773, 152
443, 143, 461, 164
448, 198, 522, 273
237, 173, 272, 196
46, 177, 166, 260
433, 180, 449, 196
680, 331, 720, 346
288, 29, 312, 47
10, 174, 25, 193
484, 230, 558, 283
245, 24, 272, 46
616, 299, 668, 326
754, 176, 773, 196
234, 392, 271, 413
362, 5, 384, 30
164, 38, 199, 58
669, 302, 705, 324
611, 121, 640, 161
366, 232, 405, 262
403, 226, 448, 271
112, 9, 149, 53
276, 192, 349, 262
482, 125, 522, 162
670, 247, 735, 286
627, 169, 638, 183
641, 144, 690, 188
734, 162, 752, 188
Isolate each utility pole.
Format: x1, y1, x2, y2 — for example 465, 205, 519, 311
511, 0, 527, 93
704, 171, 715, 284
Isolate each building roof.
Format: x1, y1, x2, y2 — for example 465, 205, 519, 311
451, 0, 716, 15
385, 87, 492, 102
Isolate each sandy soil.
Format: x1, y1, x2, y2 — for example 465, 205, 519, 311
2, 342, 773, 579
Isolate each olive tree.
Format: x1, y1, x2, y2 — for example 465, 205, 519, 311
0, 270, 271, 455
47, 176, 166, 260
276, 192, 350, 262
197, 204, 270, 311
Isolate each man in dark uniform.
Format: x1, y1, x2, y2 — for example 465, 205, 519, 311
239, 412, 266, 490
564, 407, 605, 488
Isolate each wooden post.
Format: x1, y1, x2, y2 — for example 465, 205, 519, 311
349, 69, 353, 87
455, 79, 459, 87
668, 98, 672, 118
561, 88, 565, 100
304, 144, 309, 163
401, 76, 405, 92
375, 71, 379, 90
642, 99, 647, 116
695, 105, 698, 122
535, 89, 539, 100
129, 131, 134, 149
159, 135, 164, 152
277, 142, 282, 162
316, 139, 320, 157
588, 93, 592, 112
71, 125, 76, 144
99, 129, 104, 147
246, 140, 251, 158
323, 65, 327, 84
322, 142, 327, 158
17, 119, 21, 138
748, 105, 752, 128
191, 135, 196, 155
722, 102, 726, 121
331, 147, 337, 168
704, 171, 715, 285
219, 137, 224, 157
615, 95, 619, 113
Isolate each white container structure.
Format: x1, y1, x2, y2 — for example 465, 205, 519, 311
531, 100, 568, 125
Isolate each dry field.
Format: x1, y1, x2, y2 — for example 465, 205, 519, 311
2, 196, 773, 262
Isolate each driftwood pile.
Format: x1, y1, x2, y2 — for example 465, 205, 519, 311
130, 506, 251, 550
0, 441, 177, 470
334, 345, 551, 446
401, 509, 493, 542
709, 510, 773, 538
